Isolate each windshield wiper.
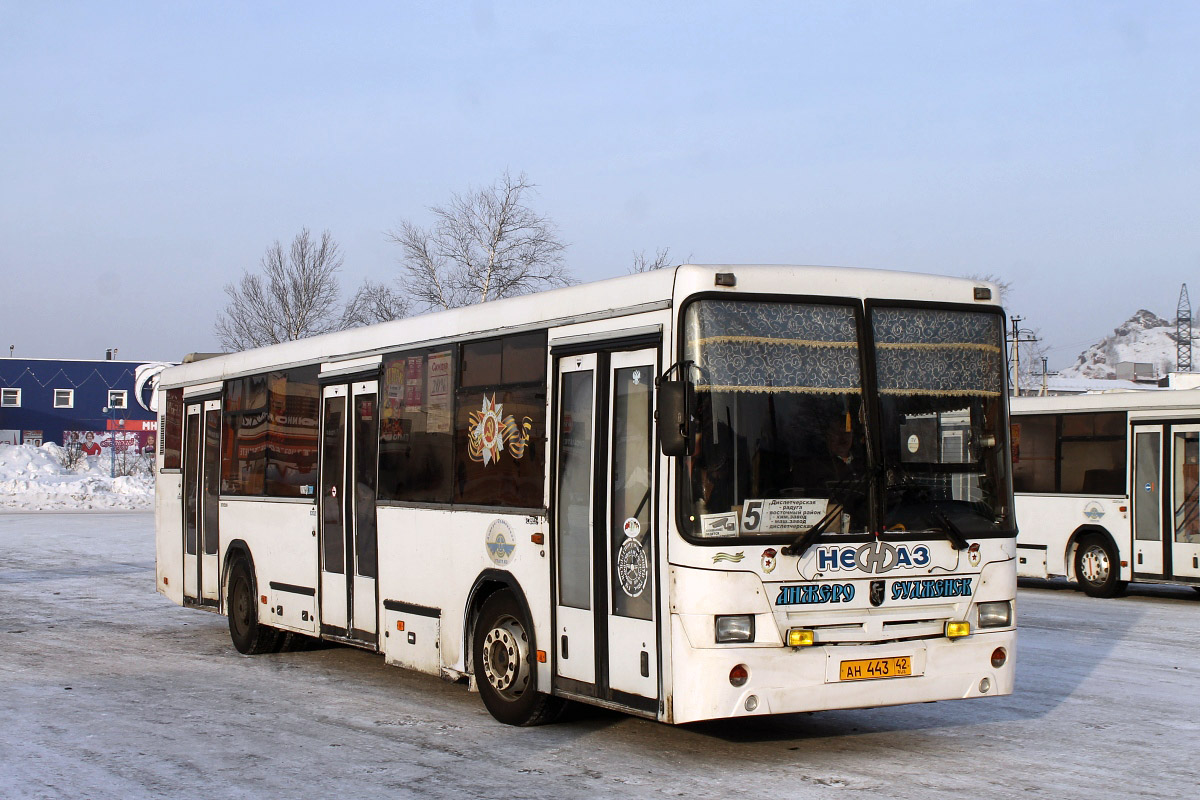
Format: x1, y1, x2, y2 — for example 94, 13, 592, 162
780, 477, 868, 558
927, 507, 970, 551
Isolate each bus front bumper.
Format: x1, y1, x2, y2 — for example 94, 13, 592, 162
667, 623, 1015, 724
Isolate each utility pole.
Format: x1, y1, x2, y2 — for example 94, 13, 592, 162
1007, 316, 1038, 397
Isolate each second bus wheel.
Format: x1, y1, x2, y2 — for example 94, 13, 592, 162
472, 590, 564, 726
1073, 535, 1127, 598
226, 558, 282, 654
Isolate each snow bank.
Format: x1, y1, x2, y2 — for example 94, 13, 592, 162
0, 443, 154, 511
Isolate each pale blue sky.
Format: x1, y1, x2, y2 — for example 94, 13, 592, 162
3, 2, 1198, 367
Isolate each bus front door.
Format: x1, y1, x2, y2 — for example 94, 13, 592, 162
553, 346, 659, 712
182, 399, 221, 606
1168, 425, 1200, 579
318, 380, 380, 645
1132, 425, 1164, 576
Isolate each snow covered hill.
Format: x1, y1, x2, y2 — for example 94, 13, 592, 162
1059, 309, 1196, 379
0, 443, 153, 511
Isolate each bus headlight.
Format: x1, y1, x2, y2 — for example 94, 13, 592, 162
977, 601, 1012, 628
715, 615, 755, 643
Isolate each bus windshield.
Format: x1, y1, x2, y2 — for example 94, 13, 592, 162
679, 298, 1014, 541
872, 306, 1012, 538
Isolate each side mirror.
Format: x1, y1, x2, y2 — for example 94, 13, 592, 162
656, 379, 694, 457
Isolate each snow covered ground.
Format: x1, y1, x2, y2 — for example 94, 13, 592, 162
2, 511, 1199, 799
0, 443, 154, 511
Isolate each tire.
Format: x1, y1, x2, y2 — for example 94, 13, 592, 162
472, 590, 564, 726
1073, 535, 1127, 598
227, 557, 282, 654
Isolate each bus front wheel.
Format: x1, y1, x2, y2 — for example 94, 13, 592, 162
472, 590, 563, 726
1073, 535, 1127, 598
227, 557, 281, 654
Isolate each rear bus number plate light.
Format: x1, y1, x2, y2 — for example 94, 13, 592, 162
839, 656, 912, 681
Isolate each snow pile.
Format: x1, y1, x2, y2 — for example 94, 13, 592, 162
1059, 310, 1195, 379
0, 443, 154, 511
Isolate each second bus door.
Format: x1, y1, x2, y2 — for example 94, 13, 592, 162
319, 380, 380, 644
553, 346, 659, 709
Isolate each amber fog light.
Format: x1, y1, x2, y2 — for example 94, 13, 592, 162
990, 647, 1008, 668
729, 664, 749, 687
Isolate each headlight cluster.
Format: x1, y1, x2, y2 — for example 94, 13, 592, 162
977, 600, 1013, 628
715, 614, 755, 643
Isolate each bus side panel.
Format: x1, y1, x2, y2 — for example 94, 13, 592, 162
219, 499, 319, 636
376, 506, 551, 687
155, 472, 184, 606
1014, 495, 1130, 580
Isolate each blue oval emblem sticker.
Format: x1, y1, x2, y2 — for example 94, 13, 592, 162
486, 519, 516, 566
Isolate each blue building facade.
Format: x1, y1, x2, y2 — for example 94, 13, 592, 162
0, 358, 166, 449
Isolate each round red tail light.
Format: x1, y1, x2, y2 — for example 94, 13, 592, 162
991, 647, 1007, 668
729, 664, 749, 687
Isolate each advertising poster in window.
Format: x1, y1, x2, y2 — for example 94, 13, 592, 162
405, 357, 424, 410
427, 351, 452, 434
381, 357, 407, 442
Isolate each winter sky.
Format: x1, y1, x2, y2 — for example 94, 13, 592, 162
3, 2, 1198, 368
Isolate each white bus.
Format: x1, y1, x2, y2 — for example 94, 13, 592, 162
1012, 390, 1200, 596
154, 265, 1016, 725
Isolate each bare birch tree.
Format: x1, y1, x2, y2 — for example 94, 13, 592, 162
215, 229, 349, 351
388, 171, 572, 310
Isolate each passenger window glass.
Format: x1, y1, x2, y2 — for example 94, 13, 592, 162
461, 340, 502, 388
1012, 415, 1057, 493
163, 388, 184, 470
1174, 432, 1200, 544
379, 348, 455, 503
454, 384, 546, 507
265, 366, 319, 498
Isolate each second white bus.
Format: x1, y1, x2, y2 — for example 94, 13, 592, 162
1012, 390, 1200, 596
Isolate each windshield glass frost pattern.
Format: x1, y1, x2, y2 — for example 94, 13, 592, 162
687, 299, 860, 393
682, 300, 870, 539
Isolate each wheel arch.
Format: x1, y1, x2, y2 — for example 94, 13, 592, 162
221, 538, 255, 613
1066, 525, 1119, 582
463, 569, 536, 676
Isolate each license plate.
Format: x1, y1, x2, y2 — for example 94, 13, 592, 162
839, 656, 912, 681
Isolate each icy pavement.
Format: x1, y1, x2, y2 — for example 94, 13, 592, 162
1, 512, 1198, 799
0, 443, 153, 511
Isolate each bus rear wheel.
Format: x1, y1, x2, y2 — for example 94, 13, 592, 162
1074, 535, 1127, 598
472, 590, 563, 726
227, 557, 281, 654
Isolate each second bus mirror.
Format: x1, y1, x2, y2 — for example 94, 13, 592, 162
656, 379, 695, 457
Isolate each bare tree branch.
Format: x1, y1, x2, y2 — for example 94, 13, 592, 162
629, 247, 682, 274
341, 279, 412, 328
387, 171, 573, 311
214, 228, 348, 351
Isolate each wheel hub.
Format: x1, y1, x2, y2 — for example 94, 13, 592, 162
482, 617, 529, 698
1080, 545, 1110, 584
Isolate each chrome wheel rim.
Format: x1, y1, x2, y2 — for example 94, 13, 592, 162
1080, 544, 1110, 585
482, 615, 529, 700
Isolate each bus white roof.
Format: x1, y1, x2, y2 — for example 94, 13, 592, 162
1012, 387, 1200, 415
162, 264, 999, 389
